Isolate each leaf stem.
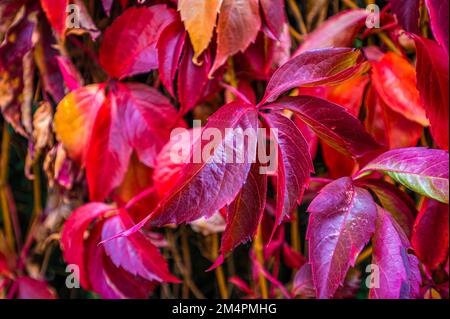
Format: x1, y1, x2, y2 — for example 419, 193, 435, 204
212, 233, 229, 299
254, 227, 269, 299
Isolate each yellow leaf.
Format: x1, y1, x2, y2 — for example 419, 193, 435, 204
178, 0, 223, 63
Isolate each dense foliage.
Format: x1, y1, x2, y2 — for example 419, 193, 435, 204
0, 0, 448, 299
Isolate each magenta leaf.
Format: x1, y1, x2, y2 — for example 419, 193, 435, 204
61, 202, 112, 289
307, 177, 378, 299
388, 0, 420, 34
265, 96, 381, 158
261, 48, 369, 104
357, 179, 417, 238
425, 0, 449, 54
102, 209, 179, 283
261, 112, 313, 233
357, 147, 449, 204
412, 199, 449, 270
99, 6, 176, 79
259, 0, 287, 40
370, 206, 421, 299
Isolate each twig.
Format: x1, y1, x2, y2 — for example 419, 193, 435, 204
167, 231, 205, 299
0, 124, 14, 251
287, 0, 308, 35
342, 0, 359, 9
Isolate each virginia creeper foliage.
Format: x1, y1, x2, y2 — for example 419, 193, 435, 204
0, 0, 448, 300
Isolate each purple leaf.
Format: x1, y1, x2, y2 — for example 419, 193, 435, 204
261, 48, 369, 104
357, 179, 417, 238
220, 161, 267, 256
261, 112, 313, 234
370, 206, 421, 299
307, 177, 378, 299
388, 0, 420, 34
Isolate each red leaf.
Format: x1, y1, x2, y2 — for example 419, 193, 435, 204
388, 0, 420, 34
261, 48, 369, 104
102, 209, 179, 283
107, 102, 258, 237
294, 9, 368, 56
265, 96, 381, 158
16, 276, 57, 299
157, 20, 186, 96
261, 112, 313, 233
178, 42, 212, 114
413, 36, 449, 150
86, 93, 132, 202
210, 0, 261, 76
220, 161, 267, 256
307, 177, 377, 298
364, 87, 423, 149
370, 206, 421, 299
99, 6, 176, 79
85, 223, 155, 299
412, 199, 449, 270
61, 202, 112, 289
259, 0, 287, 40
40, 0, 68, 37
371, 52, 428, 126
425, 0, 449, 54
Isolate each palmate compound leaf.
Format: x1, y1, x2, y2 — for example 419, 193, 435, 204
106, 102, 260, 241
306, 177, 378, 299
99, 5, 177, 80
55, 83, 180, 202
356, 147, 449, 204
370, 206, 421, 299
260, 48, 370, 105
